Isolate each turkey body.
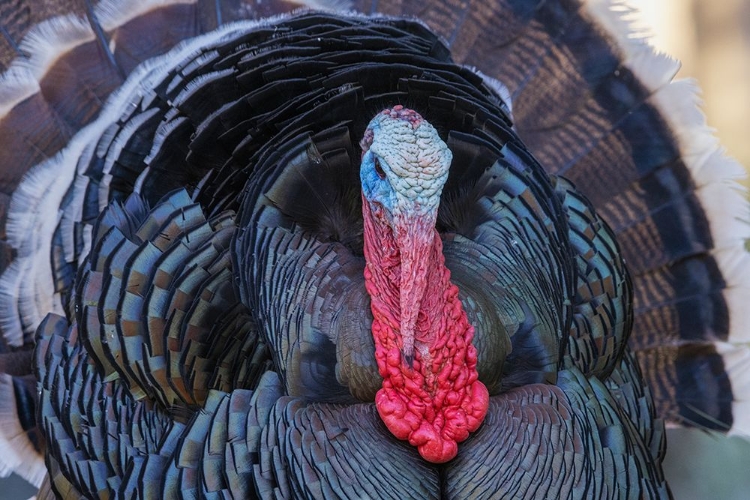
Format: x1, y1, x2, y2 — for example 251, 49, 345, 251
0, 0, 747, 499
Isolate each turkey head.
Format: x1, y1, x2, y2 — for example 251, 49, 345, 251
359, 106, 489, 463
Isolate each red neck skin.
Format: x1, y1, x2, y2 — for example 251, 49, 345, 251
362, 195, 489, 463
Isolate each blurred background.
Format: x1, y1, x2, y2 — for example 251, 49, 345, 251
1, 0, 750, 498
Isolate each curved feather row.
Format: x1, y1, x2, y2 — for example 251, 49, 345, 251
10, 9, 670, 496
76, 189, 269, 413
0, 0, 341, 344
0, 0, 744, 496
0, 16, 269, 346
36, 311, 284, 497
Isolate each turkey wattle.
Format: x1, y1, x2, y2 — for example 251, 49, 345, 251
0, 0, 747, 498
361, 106, 489, 463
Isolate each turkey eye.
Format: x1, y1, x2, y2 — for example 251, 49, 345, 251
374, 158, 386, 179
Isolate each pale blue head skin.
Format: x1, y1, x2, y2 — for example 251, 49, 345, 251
360, 110, 452, 222
361, 146, 397, 215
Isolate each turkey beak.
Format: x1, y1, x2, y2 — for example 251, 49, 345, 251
395, 211, 435, 368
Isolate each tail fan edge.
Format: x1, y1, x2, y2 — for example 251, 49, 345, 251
586, 0, 750, 435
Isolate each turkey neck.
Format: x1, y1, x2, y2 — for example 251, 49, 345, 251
362, 194, 489, 464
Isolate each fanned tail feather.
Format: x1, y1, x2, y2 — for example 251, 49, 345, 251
580, 0, 750, 435
0, 0, 747, 494
0, 371, 45, 486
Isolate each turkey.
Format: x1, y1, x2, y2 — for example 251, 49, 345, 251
0, 0, 747, 497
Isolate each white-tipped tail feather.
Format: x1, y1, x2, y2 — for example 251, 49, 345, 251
585, 0, 750, 436
0, 66, 39, 120
17, 15, 95, 80
96, 0, 199, 31
714, 342, 750, 437
0, 15, 92, 120
0, 375, 45, 487
0, 16, 271, 340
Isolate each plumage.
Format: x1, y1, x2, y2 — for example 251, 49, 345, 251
0, 0, 747, 497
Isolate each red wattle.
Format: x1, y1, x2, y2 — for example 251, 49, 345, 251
363, 196, 490, 463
